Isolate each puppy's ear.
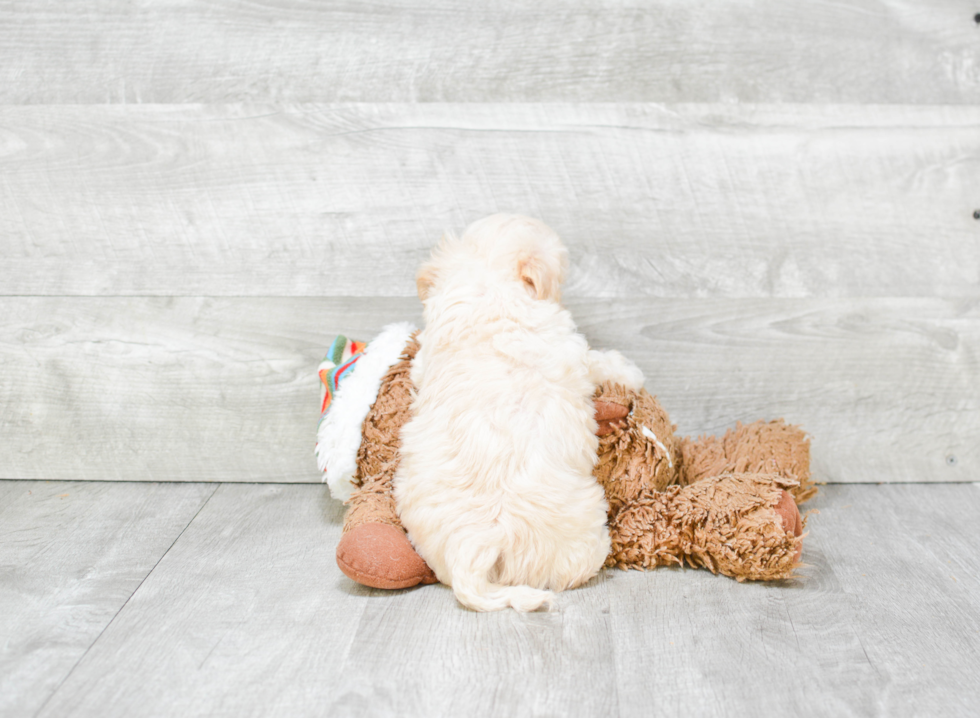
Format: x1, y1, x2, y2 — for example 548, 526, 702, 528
518, 250, 565, 302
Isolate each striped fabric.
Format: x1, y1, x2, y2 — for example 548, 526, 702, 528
318, 335, 367, 416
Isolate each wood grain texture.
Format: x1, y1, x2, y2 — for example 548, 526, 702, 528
805, 483, 980, 716
0, 480, 216, 718
0, 297, 422, 483
1, 1, 978, 105
325, 570, 616, 716
576, 297, 980, 484
607, 482, 980, 717
0, 296, 975, 484
2, 103, 978, 298
23, 482, 980, 717
34, 483, 367, 718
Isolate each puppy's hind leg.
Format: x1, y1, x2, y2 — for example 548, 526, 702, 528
447, 531, 554, 613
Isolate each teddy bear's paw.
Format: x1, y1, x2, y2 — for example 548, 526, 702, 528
773, 489, 804, 562
336, 523, 438, 590
594, 400, 630, 436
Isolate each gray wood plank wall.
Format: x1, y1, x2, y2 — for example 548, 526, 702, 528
2, 1, 978, 104
2, 297, 975, 483
0, 2, 976, 485
2, 104, 978, 298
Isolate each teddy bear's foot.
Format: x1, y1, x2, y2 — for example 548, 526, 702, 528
336, 523, 438, 590
774, 489, 804, 562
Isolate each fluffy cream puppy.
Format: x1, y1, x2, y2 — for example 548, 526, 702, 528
394, 214, 643, 612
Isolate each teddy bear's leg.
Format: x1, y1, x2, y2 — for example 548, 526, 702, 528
678, 420, 817, 503
334, 335, 437, 590
594, 383, 681, 516
606, 473, 804, 581
336, 477, 437, 590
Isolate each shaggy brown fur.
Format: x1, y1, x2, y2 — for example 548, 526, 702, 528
678, 420, 816, 503
606, 473, 804, 581
594, 383, 678, 516
342, 335, 419, 534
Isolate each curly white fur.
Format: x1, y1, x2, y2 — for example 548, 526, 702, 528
394, 214, 643, 612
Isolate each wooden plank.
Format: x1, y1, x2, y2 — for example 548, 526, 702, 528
32, 483, 980, 716
1, 103, 978, 298
1, 296, 975, 484
576, 297, 980, 484
907, 483, 980, 598
809, 483, 980, 715
1, 1, 978, 105
0, 480, 216, 718
326, 568, 616, 716
0, 297, 422, 483
35, 483, 370, 718
608, 483, 980, 716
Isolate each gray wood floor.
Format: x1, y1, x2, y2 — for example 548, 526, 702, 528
1, 480, 979, 718
2, 1, 978, 715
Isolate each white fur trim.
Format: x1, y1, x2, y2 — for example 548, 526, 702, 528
316, 321, 416, 501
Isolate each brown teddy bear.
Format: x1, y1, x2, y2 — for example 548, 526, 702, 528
316, 325, 815, 591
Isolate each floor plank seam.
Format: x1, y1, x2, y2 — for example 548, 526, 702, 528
30, 483, 221, 718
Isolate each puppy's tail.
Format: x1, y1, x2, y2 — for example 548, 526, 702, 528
449, 539, 554, 613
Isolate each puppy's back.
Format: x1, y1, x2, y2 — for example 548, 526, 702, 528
395, 216, 609, 612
